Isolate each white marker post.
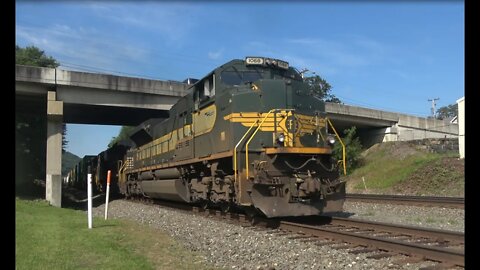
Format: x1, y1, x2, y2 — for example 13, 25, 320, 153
362, 176, 368, 192
87, 166, 93, 229
104, 170, 111, 220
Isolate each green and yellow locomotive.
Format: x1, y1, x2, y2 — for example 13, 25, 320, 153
119, 57, 346, 217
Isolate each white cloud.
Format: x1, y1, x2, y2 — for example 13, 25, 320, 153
87, 3, 199, 43
239, 36, 395, 78
286, 37, 370, 67
242, 41, 281, 60
245, 41, 269, 49
16, 23, 150, 76
347, 35, 387, 54
281, 54, 338, 77
240, 40, 339, 76
208, 49, 224, 60
389, 69, 410, 80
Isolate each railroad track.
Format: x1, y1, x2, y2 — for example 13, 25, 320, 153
346, 193, 464, 209
277, 216, 464, 268
135, 198, 464, 268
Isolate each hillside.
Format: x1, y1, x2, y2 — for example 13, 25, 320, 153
62, 151, 81, 176
345, 140, 464, 197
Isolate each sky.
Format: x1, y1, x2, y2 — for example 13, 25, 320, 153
15, 1, 464, 158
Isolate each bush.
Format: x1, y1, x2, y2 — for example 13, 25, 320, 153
332, 126, 363, 174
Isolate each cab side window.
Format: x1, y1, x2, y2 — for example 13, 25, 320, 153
202, 75, 215, 99
194, 74, 215, 110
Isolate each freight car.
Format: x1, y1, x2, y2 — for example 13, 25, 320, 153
67, 155, 97, 190
66, 141, 132, 195
94, 140, 133, 195
116, 57, 346, 217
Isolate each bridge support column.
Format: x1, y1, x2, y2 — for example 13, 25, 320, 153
357, 126, 398, 148
382, 125, 398, 142
46, 91, 63, 207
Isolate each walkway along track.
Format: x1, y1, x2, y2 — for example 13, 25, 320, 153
128, 198, 465, 268
346, 194, 464, 209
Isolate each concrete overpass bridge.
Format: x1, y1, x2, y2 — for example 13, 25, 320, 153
325, 103, 458, 147
16, 64, 188, 206
15, 65, 458, 207
16, 65, 188, 125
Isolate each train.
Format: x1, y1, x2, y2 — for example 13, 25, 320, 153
66, 155, 97, 191
68, 57, 347, 217
65, 141, 132, 195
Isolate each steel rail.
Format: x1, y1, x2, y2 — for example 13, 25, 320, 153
329, 217, 464, 243
346, 193, 464, 209
278, 221, 464, 267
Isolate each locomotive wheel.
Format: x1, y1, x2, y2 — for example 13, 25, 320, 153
220, 203, 231, 213
244, 206, 258, 219
201, 201, 210, 210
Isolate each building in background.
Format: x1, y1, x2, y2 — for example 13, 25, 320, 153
456, 96, 465, 158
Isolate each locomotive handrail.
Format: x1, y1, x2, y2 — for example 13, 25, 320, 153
117, 159, 127, 184
234, 120, 259, 183
326, 118, 347, 175
245, 109, 277, 180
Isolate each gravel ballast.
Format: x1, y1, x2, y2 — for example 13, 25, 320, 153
339, 201, 464, 232
92, 199, 463, 270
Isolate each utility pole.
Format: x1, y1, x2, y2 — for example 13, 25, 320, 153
428, 98, 440, 118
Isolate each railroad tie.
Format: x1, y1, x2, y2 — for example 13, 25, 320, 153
348, 248, 377, 254
392, 256, 425, 265
366, 252, 395, 259
418, 263, 457, 270
287, 235, 313, 240
331, 244, 356, 250
386, 235, 412, 241
301, 238, 322, 243
314, 241, 335, 247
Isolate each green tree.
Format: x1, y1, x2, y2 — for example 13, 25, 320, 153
62, 123, 68, 153
16, 45, 67, 151
16, 45, 65, 196
108, 126, 135, 148
436, 104, 457, 120
332, 126, 363, 174
16, 45, 59, 68
304, 75, 341, 103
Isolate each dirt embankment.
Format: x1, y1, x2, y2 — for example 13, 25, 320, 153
392, 157, 464, 196
345, 141, 464, 197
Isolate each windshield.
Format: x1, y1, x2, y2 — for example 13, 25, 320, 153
221, 70, 263, 86
220, 66, 303, 86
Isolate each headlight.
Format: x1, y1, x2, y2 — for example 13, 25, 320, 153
265, 58, 277, 66
277, 133, 285, 144
277, 60, 289, 69
327, 135, 336, 145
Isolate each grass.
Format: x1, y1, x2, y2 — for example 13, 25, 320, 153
448, 219, 459, 225
16, 198, 217, 270
425, 217, 436, 224
412, 217, 422, 223
351, 152, 440, 189
345, 140, 464, 196
361, 210, 375, 217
